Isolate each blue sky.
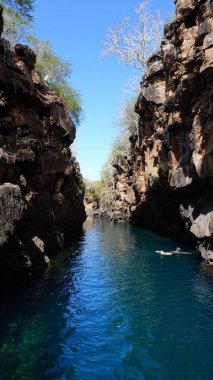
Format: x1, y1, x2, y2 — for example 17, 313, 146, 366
33, 0, 174, 180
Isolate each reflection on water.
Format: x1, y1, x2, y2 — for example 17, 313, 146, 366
0, 220, 213, 379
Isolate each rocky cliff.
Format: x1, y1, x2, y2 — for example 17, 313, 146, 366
102, 0, 213, 261
0, 6, 86, 282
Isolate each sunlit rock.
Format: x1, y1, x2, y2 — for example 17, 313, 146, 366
102, 0, 213, 260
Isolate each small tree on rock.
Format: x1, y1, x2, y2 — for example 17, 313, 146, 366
1, 6, 83, 126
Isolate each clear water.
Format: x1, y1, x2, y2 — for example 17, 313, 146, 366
1, 218, 213, 380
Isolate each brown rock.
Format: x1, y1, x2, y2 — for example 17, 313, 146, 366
103, 0, 213, 259
14, 44, 36, 69
175, 0, 197, 16
0, 15, 86, 283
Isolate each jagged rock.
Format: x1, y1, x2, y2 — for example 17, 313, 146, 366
14, 44, 36, 69
175, 0, 197, 17
103, 0, 213, 259
0, 17, 86, 282
142, 82, 166, 105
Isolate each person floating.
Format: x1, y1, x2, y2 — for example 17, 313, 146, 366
155, 247, 191, 256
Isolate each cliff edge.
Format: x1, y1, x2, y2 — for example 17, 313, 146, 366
102, 0, 213, 260
0, 7, 86, 282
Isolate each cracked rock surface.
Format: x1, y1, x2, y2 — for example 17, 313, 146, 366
0, 8, 86, 282
101, 0, 213, 260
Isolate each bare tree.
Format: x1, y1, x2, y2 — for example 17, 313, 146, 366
102, 0, 166, 73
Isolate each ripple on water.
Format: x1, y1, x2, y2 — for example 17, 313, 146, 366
0, 220, 213, 380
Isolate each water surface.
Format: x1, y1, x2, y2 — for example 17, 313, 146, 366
1, 218, 213, 380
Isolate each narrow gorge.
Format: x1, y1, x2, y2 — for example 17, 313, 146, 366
1, 0, 213, 285
101, 0, 213, 261
0, 6, 86, 282
1, 1, 213, 378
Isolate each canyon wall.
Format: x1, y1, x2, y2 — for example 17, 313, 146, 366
0, 7, 86, 282
102, 0, 213, 260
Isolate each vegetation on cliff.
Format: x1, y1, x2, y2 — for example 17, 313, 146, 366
100, 97, 138, 208
1, 0, 83, 125
100, 0, 213, 260
100, 1, 167, 208
27, 34, 83, 125
84, 179, 103, 210
84, 97, 139, 211
102, 0, 165, 72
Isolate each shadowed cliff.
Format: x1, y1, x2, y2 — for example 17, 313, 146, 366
0, 6, 86, 282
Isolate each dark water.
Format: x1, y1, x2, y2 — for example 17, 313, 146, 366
1, 219, 213, 380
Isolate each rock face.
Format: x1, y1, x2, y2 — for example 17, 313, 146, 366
102, 0, 213, 260
0, 9, 86, 282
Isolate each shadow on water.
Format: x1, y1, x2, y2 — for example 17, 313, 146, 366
0, 229, 87, 380
0, 219, 213, 379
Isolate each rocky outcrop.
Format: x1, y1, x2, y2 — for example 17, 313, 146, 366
102, 0, 213, 260
84, 197, 99, 217
0, 7, 86, 282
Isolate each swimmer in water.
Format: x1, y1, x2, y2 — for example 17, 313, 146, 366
156, 247, 191, 255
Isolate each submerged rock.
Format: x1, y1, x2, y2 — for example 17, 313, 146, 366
0, 7, 86, 282
102, 0, 213, 259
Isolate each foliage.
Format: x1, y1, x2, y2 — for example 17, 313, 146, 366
101, 157, 115, 187
102, 0, 166, 72
1, 8, 83, 125
110, 135, 129, 159
100, 135, 129, 190
101, 0, 166, 194
1, 0, 33, 44
0, 0, 34, 20
28, 34, 71, 83
52, 83, 83, 125
100, 98, 138, 207
27, 35, 83, 124
2, 6, 31, 44
116, 98, 138, 135
84, 179, 103, 208
103, 96, 138, 180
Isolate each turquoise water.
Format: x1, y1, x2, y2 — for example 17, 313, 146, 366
1, 218, 213, 380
